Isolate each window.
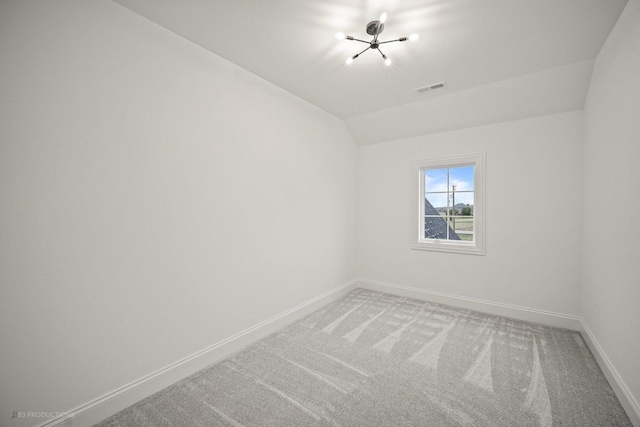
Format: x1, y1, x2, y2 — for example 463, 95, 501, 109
412, 153, 485, 255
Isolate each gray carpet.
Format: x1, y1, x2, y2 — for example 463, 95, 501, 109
96, 288, 632, 426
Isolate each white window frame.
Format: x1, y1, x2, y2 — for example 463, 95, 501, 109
412, 153, 485, 255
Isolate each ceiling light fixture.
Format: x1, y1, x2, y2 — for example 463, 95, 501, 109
337, 12, 418, 66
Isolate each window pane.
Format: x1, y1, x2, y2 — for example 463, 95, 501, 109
425, 193, 447, 215
424, 216, 450, 240
452, 216, 474, 242
424, 168, 448, 192
452, 191, 474, 216
449, 166, 473, 218
449, 166, 474, 190
451, 191, 474, 207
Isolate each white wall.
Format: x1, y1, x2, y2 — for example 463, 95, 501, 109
358, 111, 584, 316
582, 0, 640, 420
0, 1, 357, 425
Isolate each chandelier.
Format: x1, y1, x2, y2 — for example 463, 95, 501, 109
336, 12, 419, 66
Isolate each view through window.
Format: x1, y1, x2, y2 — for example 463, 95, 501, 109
413, 153, 484, 255
424, 165, 475, 241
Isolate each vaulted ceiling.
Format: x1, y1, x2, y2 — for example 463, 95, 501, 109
113, 0, 628, 144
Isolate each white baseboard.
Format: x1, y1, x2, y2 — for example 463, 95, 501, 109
580, 319, 640, 427
356, 278, 582, 330
40, 279, 359, 427
37, 277, 638, 427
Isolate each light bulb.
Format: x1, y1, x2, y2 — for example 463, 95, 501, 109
346, 57, 354, 65
409, 33, 419, 41
379, 12, 388, 23
335, 32, 345, 40
383, 55, 391, 66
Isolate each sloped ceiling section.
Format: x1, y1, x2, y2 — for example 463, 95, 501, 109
112, 0, 627, 145
347, 60, 595, 145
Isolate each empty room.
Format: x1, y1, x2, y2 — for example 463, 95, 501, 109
1, 0, 639, 426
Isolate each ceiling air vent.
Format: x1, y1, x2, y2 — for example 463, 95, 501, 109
415, 81, 447, 94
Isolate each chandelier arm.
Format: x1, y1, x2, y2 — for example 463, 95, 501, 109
351, 37, 371, 44
377, 47, 392, 66
378, 38, 404, 44
356, 46, 372, 56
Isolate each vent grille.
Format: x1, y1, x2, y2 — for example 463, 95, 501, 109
415, 81, 447, 94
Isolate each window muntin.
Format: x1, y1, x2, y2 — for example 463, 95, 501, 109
413, 154, 485, 255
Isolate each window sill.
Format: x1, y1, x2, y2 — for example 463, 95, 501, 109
412, 240, 485, 256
